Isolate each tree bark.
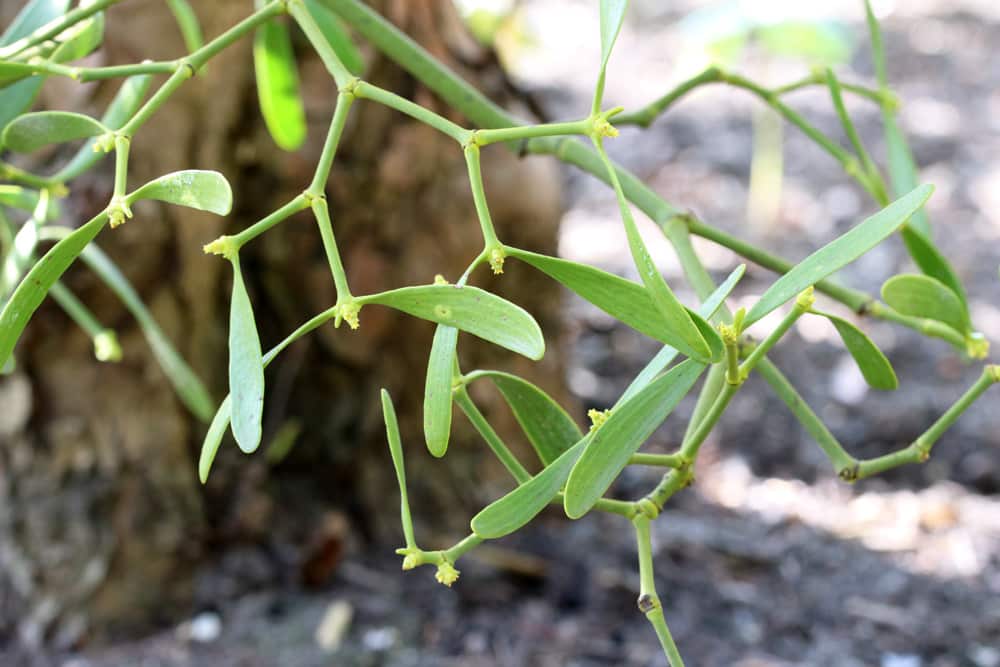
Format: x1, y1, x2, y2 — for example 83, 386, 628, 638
0, 0, 564, 647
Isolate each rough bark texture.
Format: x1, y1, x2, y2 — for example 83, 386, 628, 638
0, 0, 564, 648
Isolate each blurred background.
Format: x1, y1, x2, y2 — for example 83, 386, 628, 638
1, 0, 999, 665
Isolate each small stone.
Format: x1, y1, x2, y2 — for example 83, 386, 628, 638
362, 627, 396, 652
881, 654, 922, 667
970, 645, 1000, 667
188, 611, 221, 643
315, 600, 353, 652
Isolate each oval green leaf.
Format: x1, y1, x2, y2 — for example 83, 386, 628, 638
424, 324, 457, 457
745, 184, 934, 326
817, 311, 897, 390
563, 359, 705, 519
471, 436, 589, 539
199, 310, 332, 482
254, 17, 307, 151
228, 258, 265, 453
507, 247, 719, 361
361, 284, 545, 361
899, 225, 970, 328
127, 170, 233, 215
0, 212, 107, 367
881, 273, 968, 335
51, 13, 104, 64
2, 110, 108, 153
468, 370, 582, 466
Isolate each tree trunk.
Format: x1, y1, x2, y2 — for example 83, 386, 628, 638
0, 0, 564, 648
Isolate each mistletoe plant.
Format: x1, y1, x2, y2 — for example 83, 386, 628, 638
0, 0, 996, 663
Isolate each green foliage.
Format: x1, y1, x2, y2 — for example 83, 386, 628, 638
1, 1, 996, 665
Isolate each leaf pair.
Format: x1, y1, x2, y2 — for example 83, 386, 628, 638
362, 283, 545, 458
468, 263, 747, 538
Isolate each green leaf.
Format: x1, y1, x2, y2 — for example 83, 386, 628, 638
0, 185, 61, 218
361, 284, 545, 360
745, 184, 934, 326
471, 436, 589, 539
228, 258, 265, 453
254, 17, 307, 151
899, 225, 969, 326
304, 0, 365, 75
619, 264, 745, 404
53, 74, 153, 183
563, 359, 705, 519
882, 273, 969, 335
507, 248, 719, 361
468, 370, 582, 465
815, 311, 897, 390
127, 170, 233, 215
599, 0, 628, 72
0, 0, 70, 46
50, 13, 104, 64
198, 395, 232, 483
0, 212, 108, 367
423, 324, 457, 457
198, 310, 332, 482
0, 78, 44, 136
34, 230, 215, 420
2, 110, 108, 153
883, 115, 930, 238
382, 388, 416, 548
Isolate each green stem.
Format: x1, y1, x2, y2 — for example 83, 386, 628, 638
912, 366, 998, 457
231, 194, 310, 247
0, 163, 53, 190
443, 533, 484, 562
474, 119, 591, 146
288, 0, 353, 88
187, 0, 285, 69
682, 363, 725, 448
0, 0, 123, 59
633, 515, 686, 667
615, 65, 887, 127
165, 0, 204, 53
738, 292, 810, 376
755, 357, 858, 476
454, 387, 531, 484
825, 68, 886, 204
77, 61, 178, 82
112, 135, 130, 197
311, 196, 352, 301
119, 65, 193, 137
678, 382, 739, 461
628, 453, 685, 468
353, 80, 470, 144
463, 143, 502, 253
310, 91, 355, 194
865, 301, 967, 349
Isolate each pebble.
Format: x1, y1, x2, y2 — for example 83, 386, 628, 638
315, 600, 353, 652
881, 654, 922, 667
